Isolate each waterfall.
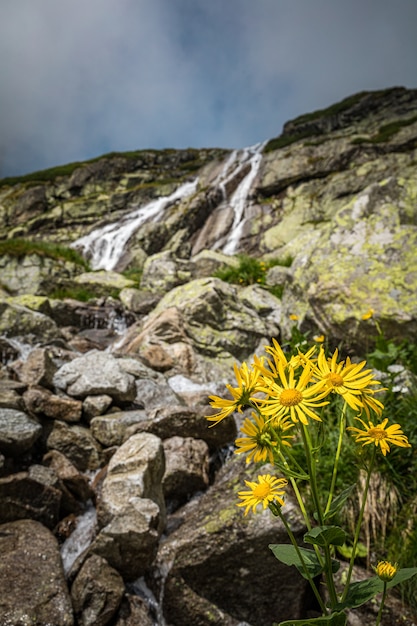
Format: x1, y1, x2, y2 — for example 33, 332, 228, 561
72, 179, 198, 271
222, 142, 265, 255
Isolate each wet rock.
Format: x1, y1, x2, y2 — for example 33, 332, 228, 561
0, 465, 61, 528
43, 449, 94, 504
71, 554, 125, 626
151, 456, 309, 626
0, 408, 42, 456
162, 436, 209, 508
46, 420, 102, 471
92, 433, 166, 580
12, 346, 57, 389
53, 350, 137, 403
23, 385, 82, 422
114, 594, 154, 626
0, 519, 74, 625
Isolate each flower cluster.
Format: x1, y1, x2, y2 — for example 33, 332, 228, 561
206, 340, 410, 513
206, 338, 415, 621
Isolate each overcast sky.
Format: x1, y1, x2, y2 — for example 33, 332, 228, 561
1, 0, 416, 178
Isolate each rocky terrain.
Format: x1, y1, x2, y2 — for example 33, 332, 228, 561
0, 86, 417, 625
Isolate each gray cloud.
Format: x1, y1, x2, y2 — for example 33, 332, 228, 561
1, 0, 416, 176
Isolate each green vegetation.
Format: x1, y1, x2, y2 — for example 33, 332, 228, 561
351, 114, 417, 145
121, 267, 143, 287
0, 147, 227, 189
264, 129, 321, 153
264, 88, 408, 154
213, 253, 292, 297
282, 323, 417, 611
49, 286, 102, 302
0, 238, 90, 269
0, 152, 143, 188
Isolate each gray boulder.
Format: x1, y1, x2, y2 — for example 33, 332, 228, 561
53, 350, 137, 402
0, 408, 42, 456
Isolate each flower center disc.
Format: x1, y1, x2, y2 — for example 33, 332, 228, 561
327, 372, 344, 387
367, 427, 386, 440
280, 388, 303, 406
253, 483, 271, 498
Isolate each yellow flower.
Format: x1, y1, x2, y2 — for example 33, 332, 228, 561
362, 308, 375, 321
348, 417, 411, 456
206, 361, 262, 426
235, 412, 294, 464
237, 474, 288, 515
374, 560, 398, 582
254, 339, 316, 383
257, 360, 329, 425
289, 314, 299, 321
313, 348, 383, 412
313, 334, 325, 343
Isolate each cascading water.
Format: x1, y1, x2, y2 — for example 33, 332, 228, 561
71, 144, 264, 270
72, 179, 199, 271
221, 141, 265, 255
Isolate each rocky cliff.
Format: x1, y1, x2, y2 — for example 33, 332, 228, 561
0, 86, 417, 626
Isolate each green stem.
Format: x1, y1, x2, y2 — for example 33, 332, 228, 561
301, 424, 324, 525
273, 505, 327, 615
324, 401, 348, 517
278, 451, 312, 531
375, 582, 387, 626
342, 447, 376, 602
300, 424, 339, 608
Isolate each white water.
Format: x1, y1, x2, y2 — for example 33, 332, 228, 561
72, 179, 198, 271
222, 142, 265, 255
60, 503, 97, 575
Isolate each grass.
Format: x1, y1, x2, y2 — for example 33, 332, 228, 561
49, 286, 102, 302
213, 253, 293, 293
351, 115, 417, 145
0, 238, 90, 269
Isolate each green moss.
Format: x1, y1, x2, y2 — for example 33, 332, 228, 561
0, 238, 89, 268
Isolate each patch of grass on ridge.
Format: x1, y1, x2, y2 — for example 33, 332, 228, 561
351, 114, 417, 145
213, 253, 292, 296
0, 238, 90, 269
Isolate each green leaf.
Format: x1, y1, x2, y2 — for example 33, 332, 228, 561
337, 568, 417, 610
336, 542, 367, 560
274, 610, 347, 626
269, 543, 341, 579
387, 567, 417, 589
324, 484, 356, 521
269, 544, 323, 579
304, 526, 347, 548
